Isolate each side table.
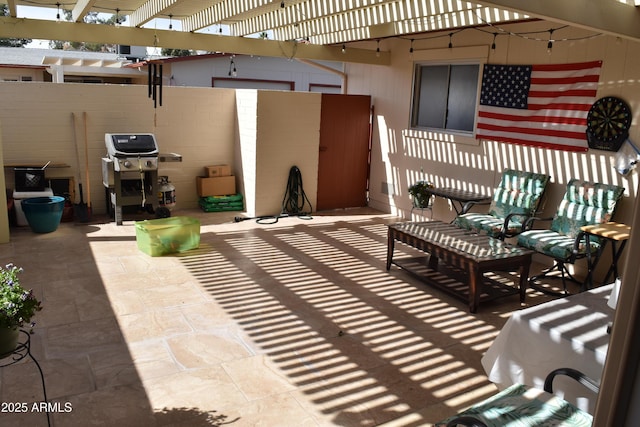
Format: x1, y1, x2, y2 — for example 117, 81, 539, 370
424, 187, 491, 216
581, 222, 631, 288
0, 330, 50, 427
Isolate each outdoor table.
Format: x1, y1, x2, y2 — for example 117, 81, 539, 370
386, 221, 532, 313
481, 284, 615, 414
424, 187, 491, 216
581, 222, 631, 288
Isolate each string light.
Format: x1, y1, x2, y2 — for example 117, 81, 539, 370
395, 24, 599, 58
41, 4, 603, 58
409, 39, 414, 59
472, 12, 601, 52
43, 4, 603, 59
35, 3, 604, 58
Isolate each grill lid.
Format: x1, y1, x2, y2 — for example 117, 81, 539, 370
105, 133, 159, 157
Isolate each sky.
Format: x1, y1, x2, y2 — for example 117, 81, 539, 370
17, 5, 175, 29
17, 5, 186, 49
16, 5, 261, 51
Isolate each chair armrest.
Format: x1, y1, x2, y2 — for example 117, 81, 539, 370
573, 230, 601, 257
573, 231, 586, 255
445, 416, 489, 427
543, 367, 600, 394
460, 200, 491, 215
522, 215, 554, 231
503, 212, 529, 224
496, 212, 531, 239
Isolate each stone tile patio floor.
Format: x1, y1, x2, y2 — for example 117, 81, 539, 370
0, 208, 567, 427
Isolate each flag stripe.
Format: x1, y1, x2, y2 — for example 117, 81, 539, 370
528, 90, 598, 98
478, 110, 587, 126
531, 75, 601, 85
476, 61, 602, 152
479, 104, 590, 116
529, 82, 599, 92
532, 60, 603, 71
477, 122, 586, 140
526, 102, 593, 111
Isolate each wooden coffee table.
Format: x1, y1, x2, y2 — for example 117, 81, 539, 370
386, 221, 533, 313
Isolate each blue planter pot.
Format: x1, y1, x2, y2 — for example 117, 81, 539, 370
21, 196, 65, 233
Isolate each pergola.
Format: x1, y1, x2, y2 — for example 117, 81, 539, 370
1, 0, 640, 64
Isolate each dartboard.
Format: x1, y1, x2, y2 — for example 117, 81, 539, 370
586, 96, 632, 151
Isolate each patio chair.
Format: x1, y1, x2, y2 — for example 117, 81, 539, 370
435, 368, 599, 427
517, 179, 625, 295
453, 169, 550, 240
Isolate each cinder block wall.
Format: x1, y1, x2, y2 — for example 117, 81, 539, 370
0, 82, 238, 215
0, 82, 321, 222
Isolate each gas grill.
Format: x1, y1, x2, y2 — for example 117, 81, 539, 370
105, 133, 159, 172
102, 133, 161, 225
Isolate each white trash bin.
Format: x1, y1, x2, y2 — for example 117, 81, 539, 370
13, 188, 54, 226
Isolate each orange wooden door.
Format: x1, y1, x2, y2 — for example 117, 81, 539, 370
317, 94, 371, 211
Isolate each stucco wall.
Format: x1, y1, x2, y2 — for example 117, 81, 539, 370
235, 89, 259, 217
169, 55, 342, 92
235, 89, 321, 218
255, 90, 320, 218
346, 20, 640, 279
0, 67, 45, 82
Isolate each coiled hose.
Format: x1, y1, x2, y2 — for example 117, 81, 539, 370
281, 165, 313, 216
235, 166, 313, 224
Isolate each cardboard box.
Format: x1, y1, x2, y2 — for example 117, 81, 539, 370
196, 176, 236, 197
205, 164, 231, 177
135, 216, 201, 257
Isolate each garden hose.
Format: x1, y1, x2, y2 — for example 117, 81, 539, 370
234, 166, 313, 224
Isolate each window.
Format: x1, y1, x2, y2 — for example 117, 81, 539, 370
411, 63, 480, 133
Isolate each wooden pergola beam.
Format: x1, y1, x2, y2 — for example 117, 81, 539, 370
0, 17, 389, 65
475, 0, 640, 42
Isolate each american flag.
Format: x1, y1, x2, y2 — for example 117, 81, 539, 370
476, 61, 602, 152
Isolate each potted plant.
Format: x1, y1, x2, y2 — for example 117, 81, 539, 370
408, 180, 434, 208
0, 263, 42, 356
